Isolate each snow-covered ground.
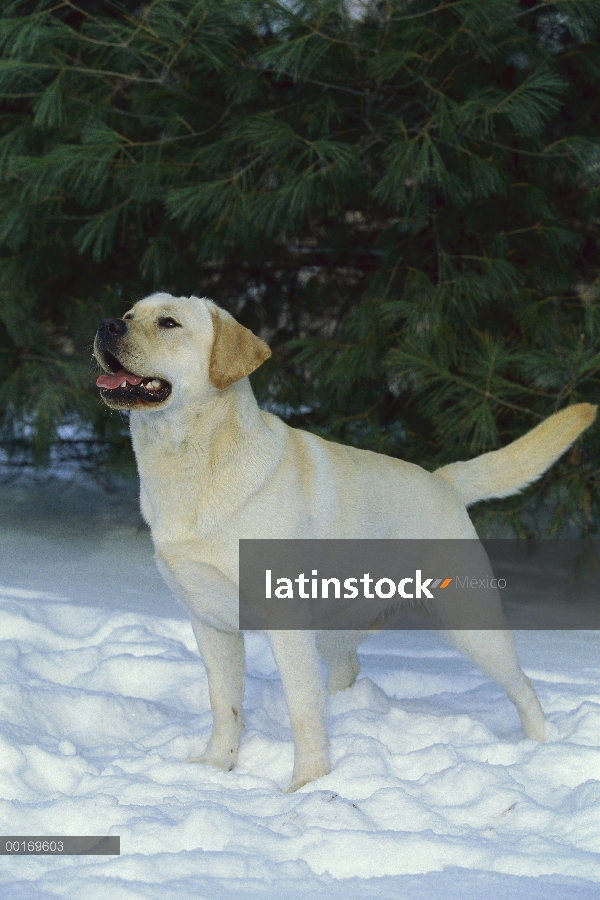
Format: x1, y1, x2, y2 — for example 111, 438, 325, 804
1, 471, 599, 899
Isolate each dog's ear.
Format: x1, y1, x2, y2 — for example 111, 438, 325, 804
208, 305, 271, 390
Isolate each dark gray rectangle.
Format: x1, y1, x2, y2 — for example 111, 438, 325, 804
0, 837, 120, 855
239, 539, 600, 630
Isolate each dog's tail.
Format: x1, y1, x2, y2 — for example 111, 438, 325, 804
434, 403, 596, 507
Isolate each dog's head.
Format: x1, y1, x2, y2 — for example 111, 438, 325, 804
94, 293, 271, 411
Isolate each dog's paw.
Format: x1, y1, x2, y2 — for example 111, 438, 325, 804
521, 715, 545, 743
326, 652, 360, 694
283, 762, 330, 793
515, 678, 546, 743
188, 749, 237, 772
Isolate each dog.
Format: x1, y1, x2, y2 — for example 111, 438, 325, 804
94, 292, 596, 791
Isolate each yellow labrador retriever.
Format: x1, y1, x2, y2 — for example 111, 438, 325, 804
94, 292, 596, 791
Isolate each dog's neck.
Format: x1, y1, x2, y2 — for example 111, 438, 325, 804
128, 378, 284, 538
133, 376, 250, 444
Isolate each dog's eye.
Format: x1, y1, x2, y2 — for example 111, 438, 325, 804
158, 317, 181, 329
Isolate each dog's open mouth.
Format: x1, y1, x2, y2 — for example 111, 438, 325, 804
96, 349, 171, 405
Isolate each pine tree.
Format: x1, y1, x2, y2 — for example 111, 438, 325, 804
0, 0, 599, 534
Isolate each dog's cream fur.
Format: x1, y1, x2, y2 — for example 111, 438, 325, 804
95, 293, 596, 791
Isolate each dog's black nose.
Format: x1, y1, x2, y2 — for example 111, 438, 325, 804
99, 318, 127, 335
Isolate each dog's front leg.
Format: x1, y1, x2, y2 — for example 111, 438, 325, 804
189, 621, 245, 772
267, 630, 330, 792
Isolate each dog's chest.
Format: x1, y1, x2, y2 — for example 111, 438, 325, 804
139, 479, 194, 540
138, 466, 217, 544
135, 446, 253, 547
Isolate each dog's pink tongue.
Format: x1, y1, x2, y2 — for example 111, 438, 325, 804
96, 369, 143, 390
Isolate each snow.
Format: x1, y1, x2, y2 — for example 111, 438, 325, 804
1, 471, 600, 899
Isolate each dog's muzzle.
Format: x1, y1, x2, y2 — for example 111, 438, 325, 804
94, 319, 172, 407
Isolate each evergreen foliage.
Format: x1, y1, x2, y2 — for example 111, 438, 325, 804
0, 0, 599, 534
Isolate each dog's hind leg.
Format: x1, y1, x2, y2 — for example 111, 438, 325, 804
431, 547, 545, 742
442, 629, 545, 742
188, 621, 246, 771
